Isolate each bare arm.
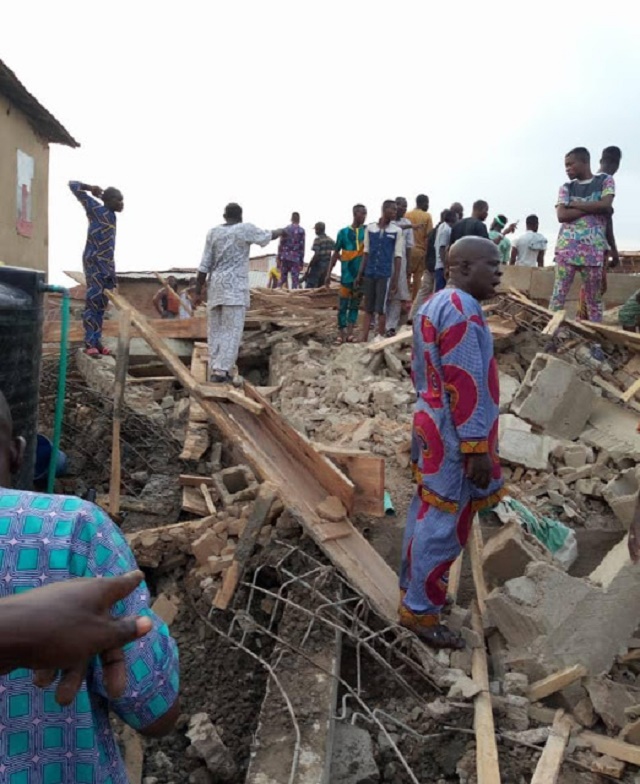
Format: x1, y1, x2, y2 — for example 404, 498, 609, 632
152, 289, 165, 316
537, 250, 545, 268
509, 246, 518, 266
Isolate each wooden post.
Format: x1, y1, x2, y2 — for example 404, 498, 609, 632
109, 310, 132, 518
469, 516, 501, 784
447, 553, 464, 603
530, 710, 572, 784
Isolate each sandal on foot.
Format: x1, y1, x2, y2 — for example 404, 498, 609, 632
346, 335, 356, 343
333, 337, 345, 346
99, 346, 112, 356
411, 623, 465, 650
84, 347, 100, 357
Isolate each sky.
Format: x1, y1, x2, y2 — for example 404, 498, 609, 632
3, 0, 640, 285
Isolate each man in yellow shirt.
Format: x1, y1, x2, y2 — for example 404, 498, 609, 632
405, 194, 434, 301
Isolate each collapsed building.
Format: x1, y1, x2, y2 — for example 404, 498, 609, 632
5, 261, 640, 783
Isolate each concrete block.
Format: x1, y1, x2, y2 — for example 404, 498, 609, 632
487, 539, 640, 677
482, 521, 551, 588
499, 415, 553, 470
581, 398, 640, 462
603, 467, 640, 529
151, 593, 180, 626
563, 444, 590, 469
212, 465, 258, 508
585, 677, 640, 732
499, 372, 520, 411
512, 353, 596, 439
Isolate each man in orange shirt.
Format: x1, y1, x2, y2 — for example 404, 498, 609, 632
405, 194, 434, 301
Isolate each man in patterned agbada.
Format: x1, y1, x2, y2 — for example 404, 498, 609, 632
399, 237, 504, 649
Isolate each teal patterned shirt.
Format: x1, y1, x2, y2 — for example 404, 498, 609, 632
0, 489, 180, 784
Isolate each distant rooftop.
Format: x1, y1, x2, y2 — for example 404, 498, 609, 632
0, 59, 79, 147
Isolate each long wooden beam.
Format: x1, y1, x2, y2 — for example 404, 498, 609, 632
469, 517, 502, 784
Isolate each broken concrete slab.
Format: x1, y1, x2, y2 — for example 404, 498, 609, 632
581, 398, 640, 462
330, 724, 380, 784
603, 467, 640, 528
487, 538, 640, 677
186, 713, 236, 781
499, 414, 554, 470
511, 353, 596, 439
585, 677, 640, 732
499, 372, 520, 411
482, 521, 553, 588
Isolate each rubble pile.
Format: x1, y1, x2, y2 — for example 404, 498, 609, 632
38, 286, 640, 783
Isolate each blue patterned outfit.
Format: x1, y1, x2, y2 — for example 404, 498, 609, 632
69, 182, 118, 348
399, 289, 504, 628
0, 488, 179, 784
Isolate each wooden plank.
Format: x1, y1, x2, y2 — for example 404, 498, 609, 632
201, 483, 217, 515
622, 377, 640, 403
196, 383, 264, 415
43, 316, 209, 343
179, 474, 215, 488
471, 600, 501, 784
530, 710, 572, 784
314, 444, 385, 516
579, 730, 640, 766
317, 522, 354, 542
469, 518, 501, 784
102, 288, 398, 621
541, 310, 566, 336
213, 484, 278, 610
109, 310, 132, 517
182, 486, 208, 517
367, 326, 412, 353
528, 664, 587, 702
469, 516, 488, 619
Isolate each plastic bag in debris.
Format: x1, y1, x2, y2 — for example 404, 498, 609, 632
489, 496, 578, 569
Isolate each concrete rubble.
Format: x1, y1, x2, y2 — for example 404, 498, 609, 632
40, 288, 640, 782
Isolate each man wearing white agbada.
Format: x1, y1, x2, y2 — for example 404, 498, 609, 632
195, 203, 285, 383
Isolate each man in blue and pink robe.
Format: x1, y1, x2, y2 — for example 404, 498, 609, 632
400, 237, 505, 649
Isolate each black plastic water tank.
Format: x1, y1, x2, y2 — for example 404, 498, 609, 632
0, 266, 45, 490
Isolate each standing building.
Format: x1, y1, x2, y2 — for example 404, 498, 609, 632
0, 59, 78, 276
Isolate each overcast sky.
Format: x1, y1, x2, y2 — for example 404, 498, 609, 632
3, 0, 640, 284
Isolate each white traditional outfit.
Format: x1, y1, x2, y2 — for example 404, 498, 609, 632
385, 217, 413, 331
198, 222, 272, 378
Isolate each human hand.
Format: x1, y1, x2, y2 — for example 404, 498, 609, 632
5, 572, 152, 705
505, 222, 517, 235
465, 453, 492, 489
609, 250, 620, 268
90, 185, 104, 198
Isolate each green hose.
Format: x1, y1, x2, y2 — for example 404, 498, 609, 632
42, 285, 70, 493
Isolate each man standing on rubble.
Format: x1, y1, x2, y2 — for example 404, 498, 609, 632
405, 195, 433, 301
69, 180, 124, 357
0, 391, 180, 780
325, 204, 367, 344
400, 237, 505, 649
195, 203, 285, 383
549, 147, 615, 323
278, 212, 306, 290
385, 197, 414, 336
